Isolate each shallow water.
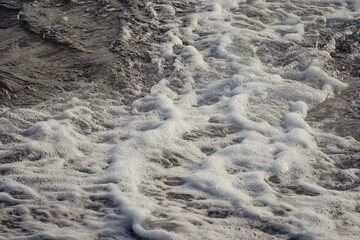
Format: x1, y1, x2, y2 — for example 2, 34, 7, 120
1, 0, 360, 239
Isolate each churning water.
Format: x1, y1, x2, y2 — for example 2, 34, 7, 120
0, 0, 360, 239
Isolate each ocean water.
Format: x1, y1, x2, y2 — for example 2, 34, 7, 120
1, 0, 360, 239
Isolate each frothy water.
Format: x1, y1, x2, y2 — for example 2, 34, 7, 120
1, 0, 360, 239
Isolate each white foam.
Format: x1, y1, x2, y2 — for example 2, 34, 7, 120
2, 0, 360, 239
180, 46, 208, 70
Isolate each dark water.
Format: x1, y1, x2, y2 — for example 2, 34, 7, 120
0, 0, 164, 107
